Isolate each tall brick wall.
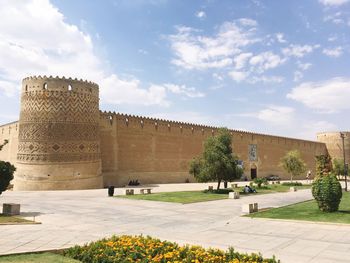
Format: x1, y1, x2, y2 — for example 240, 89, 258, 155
0, 122, 19, 165
100, 112, 328, 187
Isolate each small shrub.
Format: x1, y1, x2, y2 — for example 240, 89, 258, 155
64, 235, 279, 263
254, 178, 268, 188
0, 161, 16, 195
203, 188, 232, 194
281, 182, 302, 186
312, 174, 342, 212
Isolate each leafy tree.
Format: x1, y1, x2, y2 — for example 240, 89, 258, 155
0, 139, 8, 151
280, 150, 306, 183
312, 155, 342, 212
0, 161, 16, 195
189, 128, 240, 190
0, 139, 16, 195
333, 158, 345, 178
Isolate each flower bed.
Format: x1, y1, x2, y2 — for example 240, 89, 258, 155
64, 235, 279, 263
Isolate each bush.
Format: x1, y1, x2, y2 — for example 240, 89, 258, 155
312, 174, 342, 212
64, 235, 279, 263
0, 161, 16, 195
254, 178, 268, 188
203, 188, 232, 194
281, 182, 302, 186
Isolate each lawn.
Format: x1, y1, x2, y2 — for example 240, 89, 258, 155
0, 214, 35, 224
0, 252, 79, 263
117, 184, 311, 204
116, 190, 229, 203
249, 191, 350, 224
239, 183, 311, 196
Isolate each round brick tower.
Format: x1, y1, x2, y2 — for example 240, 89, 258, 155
14, 76, 103, 190
317, 132, 350, 164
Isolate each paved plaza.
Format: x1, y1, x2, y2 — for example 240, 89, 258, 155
1, 183, 350, 263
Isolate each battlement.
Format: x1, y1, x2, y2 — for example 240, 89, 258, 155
22, 75, 99, 95
99, 111, 323, 145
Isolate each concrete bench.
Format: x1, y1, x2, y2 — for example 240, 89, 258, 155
3, 203, 20, 216
231, 183, 238, 188
140, 188, 152, 194
290, 187, 297, 192
242, 203, 258, 214
228, 192, 240, 199
122, 189, 134, 195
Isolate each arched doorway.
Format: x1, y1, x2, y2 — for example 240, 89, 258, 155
250, 163, 257, 180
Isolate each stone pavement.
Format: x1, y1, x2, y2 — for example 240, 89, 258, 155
0, 184, 350, 263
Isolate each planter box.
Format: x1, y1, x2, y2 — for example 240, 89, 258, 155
228, 192, 240, 199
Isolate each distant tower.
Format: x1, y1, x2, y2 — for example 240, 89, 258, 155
317, 132, 350, 164
15, 76, 103, 190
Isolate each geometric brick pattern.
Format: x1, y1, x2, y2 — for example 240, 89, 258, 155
17, 76, 101, 163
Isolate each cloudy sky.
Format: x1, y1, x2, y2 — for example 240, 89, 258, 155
0, 0, 349, 140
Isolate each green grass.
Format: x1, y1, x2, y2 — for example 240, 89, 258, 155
0, 252, 80, 263
0, 214, 34, 224
249, 191, 350, 224
116, 191, 229, 204
116, 184, 311, 204
239, 183, 311, 196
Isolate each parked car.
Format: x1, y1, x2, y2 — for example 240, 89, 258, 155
265, 175, 280, 181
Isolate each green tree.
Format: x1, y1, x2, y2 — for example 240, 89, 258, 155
189, 128, 240, 190
0, 139, 16, 195
333, 158, 345, 178
280, 150, 306, 183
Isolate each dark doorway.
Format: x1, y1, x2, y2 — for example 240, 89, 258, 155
251, 168, 257, 180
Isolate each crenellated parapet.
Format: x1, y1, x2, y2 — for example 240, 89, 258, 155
22, 75, 98, 95
99, 111, 323, 147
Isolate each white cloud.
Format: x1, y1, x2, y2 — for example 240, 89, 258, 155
324, 12, 345, 24
293, 71, 303, 82
297, 62, 312, 71
212, 73, 224, 81
234, 52, 253, 69
322, 46, 343, 57
297, 120, 338, 140
0, 0, 176, 107
238, 18, 258, 27
287, 78, 350, 113
196, 11, 206, 19
249, 51, 286, 73
248, 75, 284, 84
138, 49, 148, 55
328, 35, 338, 42
319, 0, 349, 6
229, 71, 249, 82
282, 44, 318, 58
276, 33, 287, 43
100, 75, 169, 106
169, 20, 259, 70
257, 105, 295, 126
163, 83, 205, 98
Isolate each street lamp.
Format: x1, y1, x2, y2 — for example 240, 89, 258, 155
340, 132, 348, 191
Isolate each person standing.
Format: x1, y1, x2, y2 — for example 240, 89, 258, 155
306, 170, 311, 184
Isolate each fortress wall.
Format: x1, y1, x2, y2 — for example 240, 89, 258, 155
232, 132, 327, 178
317, 132, 350, 164
0, 122, 19, 165
100, 112, 328, 187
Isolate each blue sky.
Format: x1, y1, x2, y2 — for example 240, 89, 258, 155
0, 0, 349, 140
